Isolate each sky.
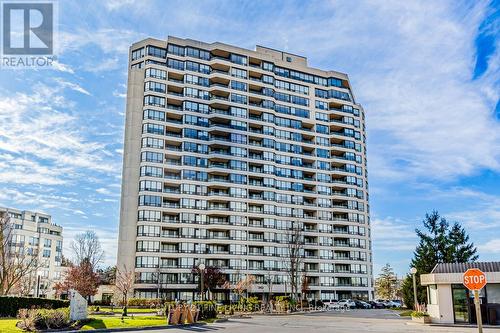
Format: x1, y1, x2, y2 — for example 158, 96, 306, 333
0, 0, 499, 277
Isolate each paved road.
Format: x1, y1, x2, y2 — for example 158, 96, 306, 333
121, 309, 498, 333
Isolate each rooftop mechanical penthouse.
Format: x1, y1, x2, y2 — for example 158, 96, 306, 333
117, 36, 373, 301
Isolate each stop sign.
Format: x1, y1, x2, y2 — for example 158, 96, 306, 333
463, 268, 487, 291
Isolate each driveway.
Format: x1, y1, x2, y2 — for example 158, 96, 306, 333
118, 309, 498, 333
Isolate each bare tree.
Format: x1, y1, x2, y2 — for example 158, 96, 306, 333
285, 220, 304, 302
12, 271, 37, 296
0, 212, 42, 295
115, 265, 135, 306
70, 230, 104, 271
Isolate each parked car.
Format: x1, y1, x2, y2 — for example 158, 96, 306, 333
338, 299, 356, 309
369, 300, 385, 308
391, 300, 403, 308
323, 299, 339, 310
353, 300, 371, 309
382, 300, 399, 308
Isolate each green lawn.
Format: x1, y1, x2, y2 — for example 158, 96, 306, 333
0, 318, 22, 333
397, 310, 413, 317
89, 307, 158, 314
81, 315, 167, 330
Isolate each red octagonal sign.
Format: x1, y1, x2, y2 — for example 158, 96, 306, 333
463, 268, 487, 291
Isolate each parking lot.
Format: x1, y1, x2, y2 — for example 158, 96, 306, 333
122, 309, 499, 333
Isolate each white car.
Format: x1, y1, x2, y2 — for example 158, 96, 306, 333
338, 299, 356, 308
323, 299, 339, 310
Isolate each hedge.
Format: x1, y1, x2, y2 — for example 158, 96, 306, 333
0, 296, 69, 318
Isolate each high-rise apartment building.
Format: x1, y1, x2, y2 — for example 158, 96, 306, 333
0, 207, 64, 298
118, 36, 373, 301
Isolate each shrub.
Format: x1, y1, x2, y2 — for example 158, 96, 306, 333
411, 311, 429, 318
0, 296, 69, 318
193, 301, 217, 320
17, 309, 39, 332
127, 298, 162, 307
17, 308, 70, 331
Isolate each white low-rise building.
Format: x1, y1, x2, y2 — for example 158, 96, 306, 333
421, 262, 500, 326
1, 207, 65, 298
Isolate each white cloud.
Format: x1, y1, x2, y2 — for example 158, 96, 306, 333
478, 239, 500, 254
371, 216, 418, 251
235, 1, 500, 180
51, 61, 75, 74
54, 78, 91, 95
0, 81, 119, 187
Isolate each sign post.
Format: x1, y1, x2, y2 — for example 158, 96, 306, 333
463, 268, 487, 333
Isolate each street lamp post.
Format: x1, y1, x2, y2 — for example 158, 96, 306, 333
36, 272, 42, 298
198, 263, 205, 301
410, 267, 418, 309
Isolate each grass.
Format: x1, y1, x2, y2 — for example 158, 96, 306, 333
89, 307, 158, 314
397, 310, 413, 317
80, 315, 167, 330
0, 318, 22, 333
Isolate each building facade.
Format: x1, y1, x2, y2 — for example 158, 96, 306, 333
118, 36, 373, 301
421, 262, 500, 325
0, 207, 64, 298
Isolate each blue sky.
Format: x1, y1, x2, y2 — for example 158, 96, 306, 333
0, 0, 499, 277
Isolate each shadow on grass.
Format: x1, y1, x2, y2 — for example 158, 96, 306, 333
83, 319, 107, 329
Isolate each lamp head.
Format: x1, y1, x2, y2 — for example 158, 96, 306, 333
198, 263, 206, 271
410, 267, 417, 274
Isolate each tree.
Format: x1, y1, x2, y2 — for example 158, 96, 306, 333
233, 274, 255, 300
115, 266, 135, 306
54, 259, 99, 300
98, 266, 117, 285
0, 212, 42, 295
191, 265, 226, 300
301, 273, 310, 302
70, 231, 104, 271
402, 211, 478, 308
375, 263, 398, 300
285, 221, 304, 302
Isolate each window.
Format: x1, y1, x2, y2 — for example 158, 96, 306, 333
145, 68, 166, 80
231, 80, 247, 92
262, 62, 274, 71
185, 47, 210, 60
184, 101, 209, 114
138, 210, 161, 222
231, 93, 247, 105
147, 45, 166, 58
167, 44, 184, 56
143, 123, 164, 135
131, 47, 145, 61
185, 74, 209, 87
139, 180, 162, 192
140, 166, 163, 178
139, 195, 162, 207
185, 61, 210, 74
230, 53, 247, 65
141, 151, 163, 163
230, 68, 247, 79
143, 109, 165, 121
144, 95, 165, 107
43, 239, 52, 248
42, 249, 51, 258
167, 58, 184, 70
145, 81, 166, 93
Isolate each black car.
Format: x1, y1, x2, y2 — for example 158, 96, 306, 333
368, 300, 385, 309
353, 300, 371, 309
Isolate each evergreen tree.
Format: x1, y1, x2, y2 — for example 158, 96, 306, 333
375, 263, 398, 299
402, 211, 478, 308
